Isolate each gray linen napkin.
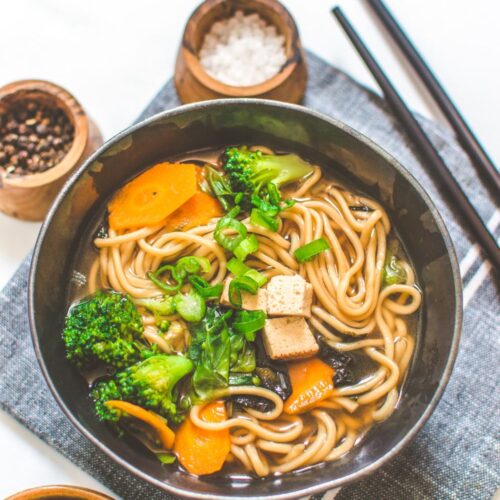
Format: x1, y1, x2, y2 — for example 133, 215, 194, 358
0, 51, 498, 500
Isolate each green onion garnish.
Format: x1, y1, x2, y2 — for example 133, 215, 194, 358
147, 264, 182, 293
243, 268, 267, 287
234, 234, 259, 261
174, 256, 210, 279
228, 276, 259, 307
227, 258, 267, 287
294, 237, 331, 263
214, 208, 247, 251
227, 257, 250, 276
250, 208, 279, 232
174, 291, 206, 322
188, 275, 223, 299
232, 309, 266, 340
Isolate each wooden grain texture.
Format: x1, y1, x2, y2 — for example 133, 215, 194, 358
175, 0, 307, 104
0, 80, 103, 221
5, 484, 114, 500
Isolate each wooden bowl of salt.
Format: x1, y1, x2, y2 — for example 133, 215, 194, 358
175, 0, 307, 104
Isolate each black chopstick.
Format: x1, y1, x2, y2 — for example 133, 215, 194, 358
366, 0, 500, 196
332, 7, 500, 270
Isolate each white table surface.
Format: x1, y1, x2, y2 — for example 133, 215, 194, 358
0, 0, 498, 497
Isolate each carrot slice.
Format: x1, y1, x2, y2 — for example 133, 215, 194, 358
105, 400, 175, 449
108, 162, 197, 231
284, 358, 335, 415
174, 401, 230, 475
163, 191, 223, 232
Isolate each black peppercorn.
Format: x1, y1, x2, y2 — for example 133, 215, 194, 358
0, 98, 74, 176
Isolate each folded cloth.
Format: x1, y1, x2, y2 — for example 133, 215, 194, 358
0, 51, 498, 500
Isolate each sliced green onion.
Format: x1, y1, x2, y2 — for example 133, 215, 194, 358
175, 291, 206, 322
250, 208, 279, 232
214, 210, 247, 251
267, 182, 281, 205
157, 453, 176, 465
294, 237, 331, 263
188, 275, 223, 299
227, 258, 267, 287
243, 268, 267, 287
174, 256, 210, 279
228, 276, 259, 307
147, 264, 182, 293
227, 258, 251, 277
233, 309, 266, 341
234, 234, 259, 261
382, 255, 407, 287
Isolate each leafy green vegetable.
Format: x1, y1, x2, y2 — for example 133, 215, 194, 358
232, 309, 266, 341
92, 354, 193, 424
175, 291, 206, 322
229, 373, 260, 386
294, 237, 331, 262
206, 166, 237, 212
187, 306, 263, 401
189, 308, 232, 401
63, 290, 146, 370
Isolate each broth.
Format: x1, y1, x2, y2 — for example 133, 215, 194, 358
65, 145, 421, 479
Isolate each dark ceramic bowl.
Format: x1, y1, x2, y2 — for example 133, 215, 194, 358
29, 100, 462, 499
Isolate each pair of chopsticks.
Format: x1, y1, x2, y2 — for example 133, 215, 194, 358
332, 2, 500, 270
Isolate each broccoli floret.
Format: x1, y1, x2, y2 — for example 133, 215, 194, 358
63, 290, 145, 370
91, 378, 122, 422
222, 146, 314, 207
134, 296, 176, 316
95, 354, 193, 424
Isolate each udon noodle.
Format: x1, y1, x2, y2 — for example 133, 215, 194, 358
82, 146, 421, 476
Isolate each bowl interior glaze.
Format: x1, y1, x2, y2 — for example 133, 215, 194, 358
29, 100, 461, 499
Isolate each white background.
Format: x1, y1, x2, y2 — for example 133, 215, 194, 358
0, 0, 498, 497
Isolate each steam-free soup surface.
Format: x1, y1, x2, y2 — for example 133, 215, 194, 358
65, 145, 421, 479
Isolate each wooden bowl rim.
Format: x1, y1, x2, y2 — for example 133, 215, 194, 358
0, 79, 89, 189
181, 0, 302, 96
5, 484, 114, 500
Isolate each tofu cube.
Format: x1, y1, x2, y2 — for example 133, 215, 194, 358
266, 275, 313, 318
220, 278, 267, 310
262, 317, 319, 360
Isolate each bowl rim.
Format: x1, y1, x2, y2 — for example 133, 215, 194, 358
29, 98, 463, 499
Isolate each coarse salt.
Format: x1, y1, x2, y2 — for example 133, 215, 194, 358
199, 10, 287, 87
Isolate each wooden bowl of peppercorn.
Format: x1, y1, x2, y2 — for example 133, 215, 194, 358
0, 79, 103, 221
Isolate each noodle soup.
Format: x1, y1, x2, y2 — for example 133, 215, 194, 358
64, 145, 421, 478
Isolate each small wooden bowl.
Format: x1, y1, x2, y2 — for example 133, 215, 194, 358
0, 80, 103, 221
175, 0, 307, 104
5, 484, 114, 500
